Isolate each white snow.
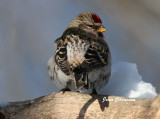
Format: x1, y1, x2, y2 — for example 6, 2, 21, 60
99, 62, 157, 98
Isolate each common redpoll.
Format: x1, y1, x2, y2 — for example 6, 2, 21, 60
48, 12, 111, 94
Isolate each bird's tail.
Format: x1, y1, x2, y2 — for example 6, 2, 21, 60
75, 72, 90, 90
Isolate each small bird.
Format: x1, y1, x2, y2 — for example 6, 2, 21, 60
48, 12, 111, 94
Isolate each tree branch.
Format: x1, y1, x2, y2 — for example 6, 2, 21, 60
0, 91, 160, 119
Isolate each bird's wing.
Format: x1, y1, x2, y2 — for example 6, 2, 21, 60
55, 38, 70, 75
73, 40, 110, 73
92, 39, 110, 65
73, 40, 110, 89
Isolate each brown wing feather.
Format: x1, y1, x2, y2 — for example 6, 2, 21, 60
55, 42, 70, 75
73, 42, 110, 74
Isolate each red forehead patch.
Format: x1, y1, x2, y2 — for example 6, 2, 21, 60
92, 14, 102, 23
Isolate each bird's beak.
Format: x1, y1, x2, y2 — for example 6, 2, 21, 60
97, 27, 107, 32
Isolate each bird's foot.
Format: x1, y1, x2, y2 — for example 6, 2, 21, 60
60, 88, 71, 94
77, 90, 80, 93
91, 88, 97, 95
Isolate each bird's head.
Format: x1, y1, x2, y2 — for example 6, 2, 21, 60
67, 12, 107, 38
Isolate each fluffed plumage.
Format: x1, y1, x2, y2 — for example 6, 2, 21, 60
48, 12, 111, 94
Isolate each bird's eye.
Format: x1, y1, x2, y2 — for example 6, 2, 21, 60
88, 25, 93, 27
88, 25, 100, 30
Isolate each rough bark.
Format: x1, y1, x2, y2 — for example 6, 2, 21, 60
0, 91, 160, 119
